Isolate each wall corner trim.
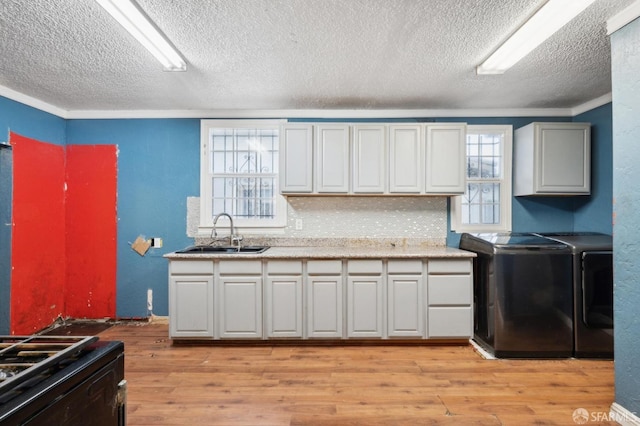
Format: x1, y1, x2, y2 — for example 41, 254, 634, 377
607, 0, 640, 35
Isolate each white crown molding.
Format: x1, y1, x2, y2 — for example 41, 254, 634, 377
0, 85, 69, 119
607, 0, 640, 35
65, 107, 573, 120
571, 93, 612, 116
1, 84, 610, 120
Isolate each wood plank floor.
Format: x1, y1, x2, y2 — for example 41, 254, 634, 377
98, 323, 616, 425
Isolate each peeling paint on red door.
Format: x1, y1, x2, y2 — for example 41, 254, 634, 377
65, 144, 117, 318
10, 133, 66, 334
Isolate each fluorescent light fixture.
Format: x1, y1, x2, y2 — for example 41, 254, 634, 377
477, 0, 597, 75
96, 0, 186, 71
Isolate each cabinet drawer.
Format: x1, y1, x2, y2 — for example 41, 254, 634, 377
170, 260, 214, 275
267, 260, 302, 275
307, 260, 342, 275
428, 307, 472, 338
347, 260, 382, 275
219, 260, 262, 275
428, 259, 471, 274
428, 275, 472, 305
388, 260, 423, 274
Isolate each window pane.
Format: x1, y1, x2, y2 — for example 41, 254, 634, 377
467, 132, 503, 180
467, 157, 479, 179
209, 128, 279, 221
461, 183, 501, 225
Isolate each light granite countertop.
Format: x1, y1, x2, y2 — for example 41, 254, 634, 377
165, 245, 475, 260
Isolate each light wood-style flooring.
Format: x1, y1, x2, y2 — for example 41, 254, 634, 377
98, 322, 616, 425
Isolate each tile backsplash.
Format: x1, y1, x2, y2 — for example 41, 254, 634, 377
188, 196, 447, 246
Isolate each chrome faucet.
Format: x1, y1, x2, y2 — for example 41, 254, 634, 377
212, 212, 243, 247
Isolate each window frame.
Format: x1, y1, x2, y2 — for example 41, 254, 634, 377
199, 119, 287, 234
451, 124, 512, 233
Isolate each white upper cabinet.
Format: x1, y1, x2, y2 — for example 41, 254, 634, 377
424, 124, 466, 194
279, 122, 466, 196
315, 124, 350, 193
280, 124, 313, 193
352, 125, 386, 193
514, 122, 591, 196
389, 125, 422, 193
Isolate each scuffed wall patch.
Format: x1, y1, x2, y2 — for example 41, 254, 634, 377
186, 196, 200, 237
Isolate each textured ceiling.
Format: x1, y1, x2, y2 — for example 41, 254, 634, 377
0, 0, 634, 115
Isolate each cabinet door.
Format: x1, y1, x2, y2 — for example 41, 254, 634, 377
352, 125, 386, 193
389, 125, 422, 193
307, 276, 343, 338
315, 125, 350, 193
265, 276, 303, 338
425, 124, 466, 194
347, 276, 383, 337
536, 123, 590, 193
169, 275, 214, 338
428, 307, 472, 338
218, 277, 263, 339
387, 275, 424, 337
280, 124, 313, 193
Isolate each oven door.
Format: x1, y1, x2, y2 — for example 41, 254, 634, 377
582, 251, 613, 328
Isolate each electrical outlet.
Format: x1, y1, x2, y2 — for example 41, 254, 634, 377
295, 219, 303, 230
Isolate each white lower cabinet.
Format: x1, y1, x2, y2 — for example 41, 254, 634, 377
169, 256, 473, 341
427, 259, 473, 338
169, 260, 214, 339
347, 260, 383, 338
265, 261, 303, 338
218, 260, 263, 339
307, 260, 344, 338
387, 260, 424, 338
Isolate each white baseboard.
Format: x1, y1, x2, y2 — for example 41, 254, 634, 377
149, 314, 169, 324
610, 402, 640, 426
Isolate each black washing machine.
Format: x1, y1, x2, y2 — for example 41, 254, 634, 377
536, 232, 613, 359
460, 233, 573, 358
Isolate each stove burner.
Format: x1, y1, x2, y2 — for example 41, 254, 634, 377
0, 335, 97, 392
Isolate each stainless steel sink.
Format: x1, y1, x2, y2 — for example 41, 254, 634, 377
175, 245, 269, 254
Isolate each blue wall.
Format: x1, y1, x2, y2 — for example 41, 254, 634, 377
611, 18, 640, 417
3, 96, 615, 319
573, 104, 613, 233
0, 97, 66, 334
66, 119, 200, 317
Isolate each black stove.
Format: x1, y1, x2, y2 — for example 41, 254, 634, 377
0, 335, 125, 425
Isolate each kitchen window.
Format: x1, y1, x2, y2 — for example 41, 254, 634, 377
200, 120, 287, 232
451, 125, 512, 232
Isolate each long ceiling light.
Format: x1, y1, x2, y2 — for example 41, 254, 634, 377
96, 0, 186, 71
477, 0, 597, 75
